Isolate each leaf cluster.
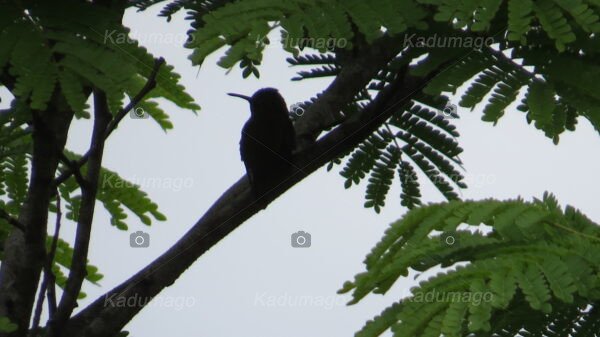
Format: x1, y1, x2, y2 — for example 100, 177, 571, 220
340, 193, 600, 337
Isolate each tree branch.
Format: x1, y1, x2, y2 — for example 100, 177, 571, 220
59, 154, 89, 189
0, 208, 25, 232
29, 192, 62, 336
63, 53, 451, 336
0, 101, 74, 337
48, 194, 63, 315
47, 90, 112, 337
53, 57, 165, 187
293, 34, 407, 148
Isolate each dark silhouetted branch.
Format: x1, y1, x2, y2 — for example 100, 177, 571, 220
29, 192, 62, 336
64, 52, 453, 337
53, 57, 165, 187
48, 89, 112, 337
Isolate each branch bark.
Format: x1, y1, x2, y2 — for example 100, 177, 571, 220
63, 50, 448, 336
0, 100, 74, 337
0, 209, 25, 232
293, 34, 406, 147
46, 90, 112, 337
29, 193, 62, 336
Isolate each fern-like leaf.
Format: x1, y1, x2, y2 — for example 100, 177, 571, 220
343, 194, 600, 337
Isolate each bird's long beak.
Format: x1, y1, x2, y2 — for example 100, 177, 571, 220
227, 93, 251, 101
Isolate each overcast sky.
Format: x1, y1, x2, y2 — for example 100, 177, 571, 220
2, 5, 600, 337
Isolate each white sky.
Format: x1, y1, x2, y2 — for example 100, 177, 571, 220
2, 5, 600, 337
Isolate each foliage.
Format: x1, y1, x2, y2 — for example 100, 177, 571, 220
132, 1, 600, 334
0, 0, 599, 335
340, 193, 600, 337
148, 0, 600, 135
0, 0, 199, 125
0, 1, 195, 227
134, 0, 600, 212
0, 0, 195, 293
46, 237, 104, 299
0, 317, 17, 333
0, 106, 31, 249
56, 151, 167, 231
289, 40, 466, 213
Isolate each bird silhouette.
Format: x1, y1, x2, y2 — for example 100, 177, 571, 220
228, 88, 296, 199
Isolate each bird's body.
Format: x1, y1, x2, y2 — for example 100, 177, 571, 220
229, 88, 296, 198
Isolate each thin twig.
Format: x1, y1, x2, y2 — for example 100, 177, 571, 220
53, 57, 165, 187
384, 122, 402, 153
547, 221, 600, 243
46, 275, 57, 318
104, 57, 166, 139
46, 193, 61, 316
29, 283, 45, 336
29, 192, 62, 335
0, 207, 25, 231
59, 154, 88, 189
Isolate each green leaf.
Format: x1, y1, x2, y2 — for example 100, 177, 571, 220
344, 195, 600, 336
526, 81, 558, 138
0, 317, 17, 333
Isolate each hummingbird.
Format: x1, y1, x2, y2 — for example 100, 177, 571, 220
228, 88, 296, 198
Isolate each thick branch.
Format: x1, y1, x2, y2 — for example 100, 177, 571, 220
47, 90, 112, 337
293, 34, 406, 147
53, 57, 165, 187
0, 100, 74, 337
63, 58, 449, 337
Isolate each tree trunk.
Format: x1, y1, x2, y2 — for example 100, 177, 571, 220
0, 99, 74, 337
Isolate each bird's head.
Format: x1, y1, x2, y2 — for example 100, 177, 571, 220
228, 87, 288, 118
